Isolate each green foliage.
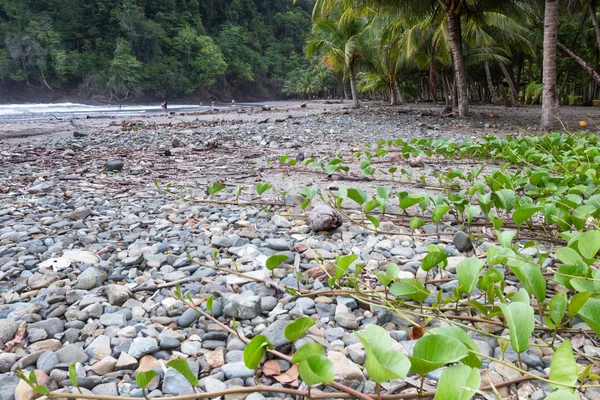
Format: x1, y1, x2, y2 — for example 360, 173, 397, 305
549, 340, 579, 390
355, 324, 411, 383
292, 342, 334, 386
243, 335, 273, 370
433, 365, 481, 400
407, 335, 469, 376
135, 370, 159, 389
166, 359, 199, 387
284, 316, 315, 342
498, 297, 535, 354
265, 254, 289, 271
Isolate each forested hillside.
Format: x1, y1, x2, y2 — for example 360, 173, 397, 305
0, 0, 314, 101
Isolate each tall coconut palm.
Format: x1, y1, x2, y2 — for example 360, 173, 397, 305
541, 0, 560, 128
306, 12, 369, 108
314, 0, 535, 116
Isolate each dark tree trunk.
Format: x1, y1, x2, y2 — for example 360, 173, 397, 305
590, 0, 600, 50
446, 9, 469, 116
349, 66, 360, 109
498, 61, 519, 104
557, 41, 600, 85
541, 0, 559, 128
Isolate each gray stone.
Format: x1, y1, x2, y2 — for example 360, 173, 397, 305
162, 368, 195, 395
264, 238, 291, 251
99, 313, 127, 327
221, 293, 261, 319
93, 382, 119, 396
105, 284, 130, 306
325, 327, 344, 342
221, 362, 254, 379
271, 215, 292, 228
211, 236, 232, 248
104, 160, 124, 171
261, 319, 291, 349
29, 318, 64, 337
160, 337, 180, 350
0, 320, 19, 345
37, 351, 59, 374
391, 247, 415, 258
129, 337, 159, 358
260, 297, 278, 312
0, 375, 19, 400
204, 377, 226, 392
335, 312, 358, 329
56, 344, 89, 364
76, 267, 107, 290
452, 231, 473, 252
178, 308, 201, 327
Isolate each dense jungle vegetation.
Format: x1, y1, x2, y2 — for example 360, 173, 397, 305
0, 0, 315, 101
1, 0, 600, 127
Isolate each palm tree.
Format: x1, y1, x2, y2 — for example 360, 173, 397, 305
314, 0, 534, 116
306, 11, 369, 108
541, 0, 560, 128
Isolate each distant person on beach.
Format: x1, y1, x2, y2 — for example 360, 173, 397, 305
211, 101, 215, 107
108, 103, 111, 109
162, 101, 168, 114
200, 101, 203, 106
119, 103, 122, 110
232, 99, 235, 105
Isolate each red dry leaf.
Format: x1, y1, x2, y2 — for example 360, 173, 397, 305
262, 360, 281, 377
272, 364, 299, 384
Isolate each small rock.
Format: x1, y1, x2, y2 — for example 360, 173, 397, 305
129, 338, 159, 359
308, 205, 343, 231
104, 160, 124, 171
221, 293, 261, 319
452, 231, 473, 252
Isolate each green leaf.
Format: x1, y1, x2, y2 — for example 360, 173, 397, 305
549, 292, 567, 326
206, 295, 214, 313
135, 370, 159, 389
33, 386, 49, 395
355, 324, 411, 383
421, 250, 448, 272
69, 364, 78, 388
556, 247, 583, 265
167, 358, 199, 387
498, 301, 535, 353
347, 188, 367, 205
297, 355, 334, 386
292, 342, 325, 363
432, 204, 451, 223
284, 316, 315, 342
408, 335, 469, 376
409, 217, 425, 230
363, 199, 381, 213
568, 292, 592, 317
390, 278, 429, 302
433, 365, 481, 400
335, 254, 358, 279
486, 246, 515, 265
512, 204, 542, 226
495, 230, 516, 249
376, 186, 392, 200
507, 259, 546, 303
255, 183, 273, 196
265, 254, 289, 271
456, 258, 485, 296
578, 230, 600, 259
398, 193, 424, 210
243, 335, 272, 370
367, 215, 380, 228
234, 185, 242, 200
208, 182, 226, 196
429, 327, 482, 369
577, 298, 600, 336
386, 263, 400, 279
549, 340, 579, 390
511, 288, 530, 305
544, 390, 580, 400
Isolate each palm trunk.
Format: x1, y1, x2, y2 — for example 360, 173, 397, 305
429, 43, 437, 102
541, 0, 559, 129
389, 83, 397, 106
498, 61, 519, 104
349, 66, 360, 109
442, 70, 451, 106
484, 61, 498, 103
446, 10, 469, 116
557, 41, 600, 85
395, 79, 406, 104
589, 0, 600, 50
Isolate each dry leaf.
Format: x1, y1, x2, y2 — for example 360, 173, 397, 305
4, 321, 27, 351
273, 364, 299, 384
572, 335, 585, 351
409, 326, 426, 340
262, 360, 281, 376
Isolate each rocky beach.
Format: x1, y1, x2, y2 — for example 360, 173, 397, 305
2, 100, 600, 400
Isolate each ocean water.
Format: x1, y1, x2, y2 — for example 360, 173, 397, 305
0, 102, 249, 122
